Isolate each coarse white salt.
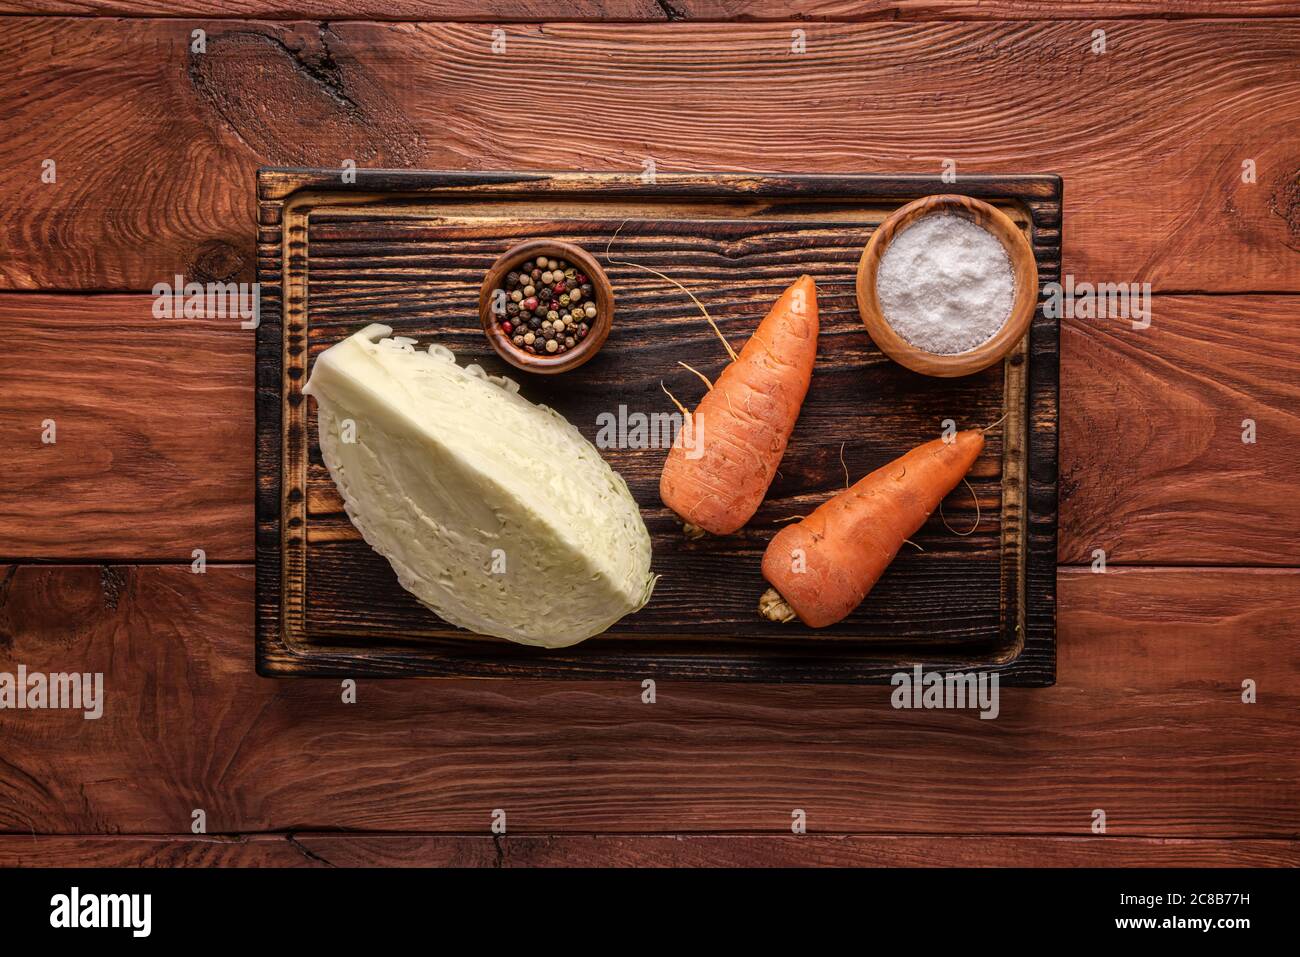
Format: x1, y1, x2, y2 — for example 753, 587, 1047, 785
876, 212, 1015, 355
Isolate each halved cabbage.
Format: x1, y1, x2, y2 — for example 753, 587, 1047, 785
303, 324, 655, 647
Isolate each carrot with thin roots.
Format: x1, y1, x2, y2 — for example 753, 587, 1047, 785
660, 275, 819, 535
759, 430, 986, 628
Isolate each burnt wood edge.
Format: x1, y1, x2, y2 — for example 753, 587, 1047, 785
1025, 174, 1061, 687
254, 170, 1061, 685
255, 205, 284, 680
255, 648, 1055, 685
257, 168, 1063, 203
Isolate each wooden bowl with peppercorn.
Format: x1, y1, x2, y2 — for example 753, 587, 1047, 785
479, 240, 614, 374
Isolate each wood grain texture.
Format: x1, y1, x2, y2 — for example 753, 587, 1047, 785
1060, 295, 1300, 565
0, 294, 253, 561
1, 5, 1294, 860
295, 833, 1300, 867
2, 832, 1293, 867
0, 834, 316, 867
1, 564, 1294, 836
5, 2, 1299, 21
1, 17, 1297, 291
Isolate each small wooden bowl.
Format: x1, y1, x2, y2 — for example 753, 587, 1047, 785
856, 194, 1037, 378
479, 239, 614, 374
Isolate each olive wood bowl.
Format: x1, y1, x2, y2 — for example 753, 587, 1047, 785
855, 194, 1037, 378
479, 239, 614, 375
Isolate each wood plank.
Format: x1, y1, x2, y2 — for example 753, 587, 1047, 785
5, 2, 1299, 22
1060, 295, 1300, 564
1, 17, 1297, 291
0, 833, 1291, 867
0, 834, 314, 867
1, 564, 1295, 836
296, 833, 1300, 867
0, 295, 253, 561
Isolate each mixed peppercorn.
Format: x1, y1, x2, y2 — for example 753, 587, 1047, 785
493, 255, 598, 355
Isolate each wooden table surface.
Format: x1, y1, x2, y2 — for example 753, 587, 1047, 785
1, 2, 1297, 868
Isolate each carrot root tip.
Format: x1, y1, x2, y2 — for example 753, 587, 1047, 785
660, 381, 690, 418
677, 360, 714, 391
758, 587, 798, 624
981, 410, 1012, 434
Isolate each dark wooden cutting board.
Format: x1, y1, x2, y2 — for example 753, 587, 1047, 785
256, 170, 1060, 683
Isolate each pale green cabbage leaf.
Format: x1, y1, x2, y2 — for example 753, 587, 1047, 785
303, 324, 655, 648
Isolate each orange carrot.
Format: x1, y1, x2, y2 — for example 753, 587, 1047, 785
660, 275, 819, 535
759, 430, 986, 628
